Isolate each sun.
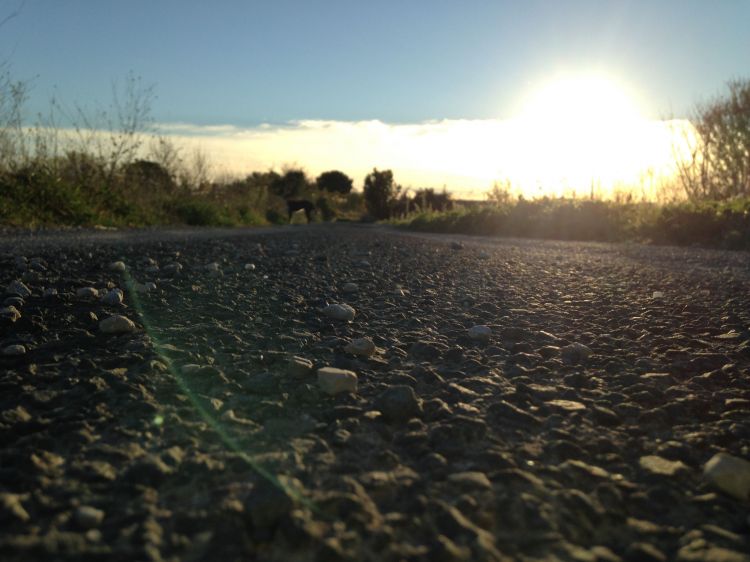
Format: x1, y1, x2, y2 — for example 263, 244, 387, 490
519, 75, 643, 127
504, 74, 670, 197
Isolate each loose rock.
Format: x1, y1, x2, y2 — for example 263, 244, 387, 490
374, 385, 423, 422
75, 505, 105, 529
99, 315, 137, 334
287, 356, 314, 377
468, 324, 492, 341
2, 344, 26, 356
0, 306, 21, 322
101, 288, 124, 306
342, 282, 358, 293
109, 261, 127, 273
344, 337, 376, 357
322, 303, 356, 321
704, 452, 750, 500
317, 367, 358, 395
5, 280, 31, 298
76, 287, 99, 299
639, 455, 688, 476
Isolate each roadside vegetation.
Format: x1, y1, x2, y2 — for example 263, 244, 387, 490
1, 64, 748, 249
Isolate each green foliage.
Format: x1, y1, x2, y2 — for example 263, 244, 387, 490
265, 208, 286, 225
174, 199, 225, 226
395, 197, 750, 250
316, 170, 353, 194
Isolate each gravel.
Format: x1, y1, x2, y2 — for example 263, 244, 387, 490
1, 224, 749, 561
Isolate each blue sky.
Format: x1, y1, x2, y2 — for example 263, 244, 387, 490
1, 1, 748, 195
3, 0, 749, 124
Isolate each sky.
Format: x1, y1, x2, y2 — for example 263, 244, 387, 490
2, 0, 749, 197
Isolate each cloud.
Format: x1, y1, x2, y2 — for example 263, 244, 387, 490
153, 117, 687, 199
36, 117, 691, 200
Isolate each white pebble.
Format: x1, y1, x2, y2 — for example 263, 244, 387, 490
109, 261, 127, 273
317, 367, 358, 395
99, 315, 136, 334
652, 291, 664, 299
323, 303, 356, 321
244, 263, 256, 270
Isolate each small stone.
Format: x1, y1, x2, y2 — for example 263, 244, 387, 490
561, 342, 593, 363
652, 291, 664, 299
322, 303, 356, 321
317, 367, 358, 395
2, 344, 26, 356
0, 493, 30, 522
447, 471, 492, 490
205, 262, 221, 274
75, 505, 105, 529
639, 455, 688, 476
287, 356, 314, 377
5, 280, 31, 298
546, 399, 586, 412
109, 261, 127, 273
43, 288, 58, 297
468, 325, 492, 341
99, 315, 136, 334
344, 337, 376, 357
3, 296, 23, 308
163, 263, 183, 276
134, 281, 157, 293
101, 288, 124, 306
0, 306, 21, 322
704, 452, 750, 500
76, 287, 99, 299
342, 282, 358, 293
451, 241, 464, 250
374, 385, 422, 422
393, 287, 406, 297
478, 250, 490, 259
244, 263, 256, 270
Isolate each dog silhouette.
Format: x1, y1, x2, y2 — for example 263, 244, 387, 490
286, 199, 315, 223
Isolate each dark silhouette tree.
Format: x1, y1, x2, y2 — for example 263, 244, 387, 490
270, 169, 309, 198
363, 168, 399, 219
675, 78, 750, 200
316, 170, 353, 194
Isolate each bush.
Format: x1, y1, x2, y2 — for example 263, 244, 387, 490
174, 200, 225, 226
363, 168, 399, 220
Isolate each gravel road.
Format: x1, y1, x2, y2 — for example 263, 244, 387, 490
1, 224, 749, 561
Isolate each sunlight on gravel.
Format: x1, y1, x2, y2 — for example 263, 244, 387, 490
1, 226, 750, 561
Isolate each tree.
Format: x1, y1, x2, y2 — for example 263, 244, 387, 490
270, 168, 309, 198
316, 170, 353, 194
363, 168, 400, 219
674, 78, 750, 200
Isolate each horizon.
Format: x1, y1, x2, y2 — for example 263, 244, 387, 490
2, 0, 749, 198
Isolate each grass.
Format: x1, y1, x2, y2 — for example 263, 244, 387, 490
392, 197, 750, 250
